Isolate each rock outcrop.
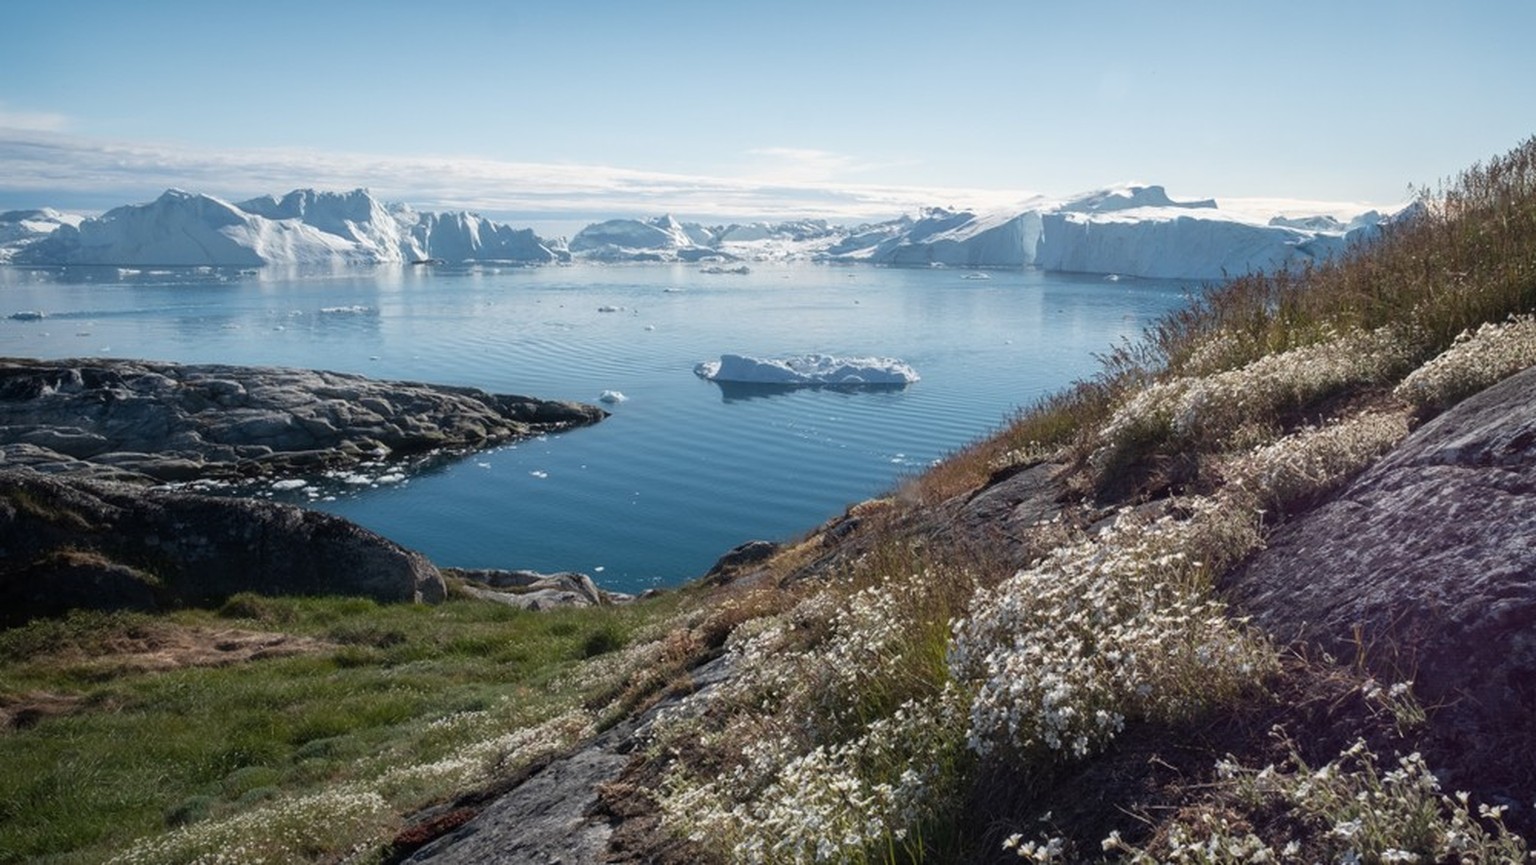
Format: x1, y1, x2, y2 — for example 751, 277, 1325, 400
393, 656, 734, 864
0, 358, 606, 483
0, 470, 445, 624
447, 568, 632, 610
1224, 364, 1536, 798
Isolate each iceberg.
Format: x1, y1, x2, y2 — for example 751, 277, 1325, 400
694, 353, 920, 386
567, 214, 719, 261
825, 207, 1040, 268
0, 208, 86, 263
13, 188, 561, 267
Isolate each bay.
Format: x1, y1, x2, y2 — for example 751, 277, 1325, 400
0, 263, 1191, 593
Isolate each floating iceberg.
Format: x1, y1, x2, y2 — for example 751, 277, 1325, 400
694, 353, 920, 386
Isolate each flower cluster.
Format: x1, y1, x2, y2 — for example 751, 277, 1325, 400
949, 495, 1274, 761
651, 565, 971, 862
108, 785, 391, 865
1003, 832, 1069, 862
1107, 739, 1533, 862
372, 708, 593, 799
661, 689, 966, 864
1093, 326, 1411, 473
1218, 410, 1410, 511
988, 441, 1065, 474
1395, 313, 1536, 413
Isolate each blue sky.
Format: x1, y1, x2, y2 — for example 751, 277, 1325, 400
2, 0, 1533, 224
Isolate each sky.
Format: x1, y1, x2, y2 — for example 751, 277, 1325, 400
2, 0, 1533, 227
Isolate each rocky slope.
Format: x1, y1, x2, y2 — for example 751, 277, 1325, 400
394, 361, 1536, 858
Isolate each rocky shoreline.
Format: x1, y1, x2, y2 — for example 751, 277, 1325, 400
0, 357, 618, 622
0, 358, 607, 484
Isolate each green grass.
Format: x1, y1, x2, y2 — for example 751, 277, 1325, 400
0, 592, 682, 864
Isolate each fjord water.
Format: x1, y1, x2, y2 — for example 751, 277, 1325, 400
0, 263, 1190, 593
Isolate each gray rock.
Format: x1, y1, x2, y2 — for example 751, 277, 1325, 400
400, 655, 732, 864
1223, 364, 1536, 798
0, 469, 445, 623
0, 358, 607, 483
447, 568, 629, 609
703, 539, 779, 584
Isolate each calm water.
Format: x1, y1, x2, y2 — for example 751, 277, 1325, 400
0, 263, 1191, 592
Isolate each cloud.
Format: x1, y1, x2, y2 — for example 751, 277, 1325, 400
743, 147, 863, 183
0, 102, 70, 133
0, 129, 1038, 222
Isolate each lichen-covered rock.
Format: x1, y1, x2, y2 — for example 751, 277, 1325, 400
1223, 364, 1536, 798
0, 469, 444, 623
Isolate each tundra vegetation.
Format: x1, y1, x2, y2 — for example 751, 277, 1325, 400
3, 136, 1536, 864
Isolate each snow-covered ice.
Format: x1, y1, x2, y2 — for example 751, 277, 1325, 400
694, 353, 920, 385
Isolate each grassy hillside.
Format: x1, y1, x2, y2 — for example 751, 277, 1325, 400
3, 136, 1535, 864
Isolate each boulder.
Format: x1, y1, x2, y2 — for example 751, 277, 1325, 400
703, 540, 780, 584
1223, 364, 1536, 799
0, 470, 445, 624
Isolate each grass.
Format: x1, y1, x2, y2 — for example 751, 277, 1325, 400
0, 591, 686, 864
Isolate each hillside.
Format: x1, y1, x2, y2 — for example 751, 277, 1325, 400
1, 136, 1534, 864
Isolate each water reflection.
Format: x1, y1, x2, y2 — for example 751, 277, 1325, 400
709, 380, 913, 403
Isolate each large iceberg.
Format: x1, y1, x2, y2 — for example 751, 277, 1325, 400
694, 353, 920, 386
832, 207, 1042, 267
567, 214, 719, 261
13, 188, 561, 267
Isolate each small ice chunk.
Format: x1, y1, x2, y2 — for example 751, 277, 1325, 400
529, 470, 549, 479
599, 390, 628, 404
271, 478, 308, 491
